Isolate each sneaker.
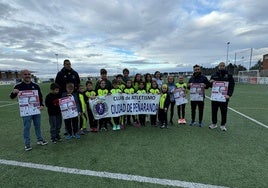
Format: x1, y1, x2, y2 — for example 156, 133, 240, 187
134, 121, 140, 128
74, 133, 80, 139
55, 136, 62, 142
198, 122, 203, 127
112, 125, 117, 131
220, 125, 227, 131
79, 129, 85, 135
190, 121, 196, 126
101, 127, 107, 131
178, 119, 183, 124
160, 125, 165, 129
209, 124, 217, 129
24, 145, 32, 151
181, 119, 186, 124
51, 139, 57, 144
65, 134, 72, 140
116, 125, 121, 130
37, 140, 48, 146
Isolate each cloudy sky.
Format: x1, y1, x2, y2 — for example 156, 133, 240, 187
1, 0, 268, 78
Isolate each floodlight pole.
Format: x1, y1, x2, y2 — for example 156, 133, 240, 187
249, 48, 253, 70
55, 54, 59, 72
226, 42, 230, 64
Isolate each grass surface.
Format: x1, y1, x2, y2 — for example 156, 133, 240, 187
0, 83, 267, 188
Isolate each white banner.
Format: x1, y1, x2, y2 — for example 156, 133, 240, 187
59, 96, 79, 119
18, 90, 40, 117
89, 93, 160, 119
211, 81, 229, 102
190, 83, 204, 101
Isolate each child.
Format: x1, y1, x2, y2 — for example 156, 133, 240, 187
45, 83, 62, 143
144, 73, 152, 93
149, 80, 160, 126
123, 79, 135, 126
78, 84, 88, 134
62, 82, 81, 139
175, 75, 188, 124
97, 79, 109, 131
136, 81, 146, 126
84, 80, 98, 132
116, 74, 125, 91
110, 79, 122, 130
167, 76, 176, 125
133, 73, 142, 92
159, 84, 170, 128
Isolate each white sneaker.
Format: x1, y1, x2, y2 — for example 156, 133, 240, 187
220, 125, 227, 131
209, 124, 217, 129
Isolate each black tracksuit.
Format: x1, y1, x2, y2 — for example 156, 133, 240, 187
210, 70, 235, 126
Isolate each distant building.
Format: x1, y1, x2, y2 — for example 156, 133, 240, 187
0, 70, 20, 81
263, 54, 268, 70
0, 70, 37, 85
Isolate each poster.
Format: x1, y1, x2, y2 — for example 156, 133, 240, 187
211, 81, 229, 102
190, 83, 204, 101
18, 90, 40, 117
59, 95, 78, 119
174, 88, 188, 105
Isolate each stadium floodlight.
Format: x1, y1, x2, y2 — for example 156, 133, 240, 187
226, 42, 230, 64
55, 54, 59, 72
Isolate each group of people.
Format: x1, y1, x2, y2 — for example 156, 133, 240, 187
10, 59, 235, 151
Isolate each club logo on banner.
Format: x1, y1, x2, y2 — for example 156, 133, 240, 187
92, 97, 109, 119
89, 93, 160, 119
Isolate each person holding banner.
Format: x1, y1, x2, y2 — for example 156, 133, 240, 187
167, 76, 176, 125
188, 64, 210, 127
110, 79, 122, 130
84, 81, 98, 132
137, 81, 147, 126
62, 82, 81, 139
10, 69, 48, 151
175, 75, 188, 125
123, 79, 137, 127
97, 79, 110, 131
149, 80, 161, 126
209, 62, 235, 131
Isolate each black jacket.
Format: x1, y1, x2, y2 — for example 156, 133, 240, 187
55, 68, 80, 93
210, 70, 235, 97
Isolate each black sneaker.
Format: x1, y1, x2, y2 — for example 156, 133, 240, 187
37, 140, 48, 146
51, 139, 57, 144
25, 145, 32, 151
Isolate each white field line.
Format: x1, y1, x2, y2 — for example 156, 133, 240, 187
0, 159, 229, 188
0, 102, 17, 108
205, 96, 268, 129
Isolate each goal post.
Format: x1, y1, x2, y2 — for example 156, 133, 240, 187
238, 70, 259, 84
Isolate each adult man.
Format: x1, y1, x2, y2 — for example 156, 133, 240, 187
55, 59, 80, 93
209, 62, 235, 131
188, 64, 210, 127
10, 69, 48, 151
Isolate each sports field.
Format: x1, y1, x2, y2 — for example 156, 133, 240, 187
0, 83, 267, 188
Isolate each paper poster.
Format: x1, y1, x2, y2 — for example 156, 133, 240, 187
18, 90, 40, 117
59, 95, 78, 119
190, 83, 204, 101
174, 88, 188, 105
211, 81, 229, 102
